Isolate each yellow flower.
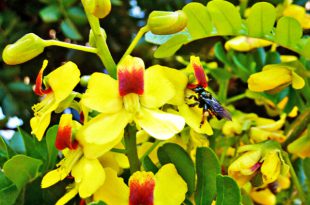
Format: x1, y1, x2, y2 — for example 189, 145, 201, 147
250, 114, 287, 143
55, 157, 105, 205
93, 163, 187, 205
283, 4, 310, 29
250, 188, 276, 205
179, 56, 214, 135
77, 55, 185, 158
225, 36, 273, 52
247, 64, 305, 93
228, 141, 289, 187
30, 60, 80, 140
288, 130, 310, 158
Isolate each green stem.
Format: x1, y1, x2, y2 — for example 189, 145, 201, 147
45, 40, 98, 53
140, 140, 161, 160
81, 3, 117, 78
218, 79, 229, 102
119, 26, 149, 63
226, 93, 247, 104
124, 124, 140, 174
111, 148, 127, 154
282, 151, 306, 203
282, 109, 310, 149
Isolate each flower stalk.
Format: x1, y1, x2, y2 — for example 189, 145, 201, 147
81, 2, 117, 78
45, 40, 98, 54
282, 151, 306, 203
124, 124, 140, 174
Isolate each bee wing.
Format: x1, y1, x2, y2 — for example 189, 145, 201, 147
205, 96, 232, 120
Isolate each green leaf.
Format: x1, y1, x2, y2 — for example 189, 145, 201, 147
8, 131, 25, 154
0, 136, 9, 166
207, 0, 242, 35
0, 172, 20, 205
1, 95, 18, 117
214, 42, 230, 65
195, 147, 221, 205
301, 39, 310, 59
67, 6, 87, 25
142, 156, 159, 173
157, 143, 195, 195
145, 31, 190, 45
216, 175, 241, 205
45, 125, 59, 170
275, 16, 302, 47
60, 18, 83, 40
88, 201, 108, 205
246, 2, 276, 37
154, 34, 188, 58
18, 128, 48, 168
62, 0, 77, 8
39, 5, 61, 23
7, 82, 32, 94
303, 158, 310, 180
3, 155, 42, 190
183, 2, 213, 39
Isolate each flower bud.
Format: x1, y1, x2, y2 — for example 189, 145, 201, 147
2, 33, 46, 65
83, 0, 111, 19
147, 10, 187, 35
89, 28, 107, 47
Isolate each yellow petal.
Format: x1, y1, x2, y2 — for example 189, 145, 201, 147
261, 151, 281, 184
140, 66, 176, 109
228, 150, 261, 175
288, 131, 310, 158
143, 65, 188, 106
30, 94, 58, 141
135, 108, 185, 140
55, 186, 79, 205
291, 71, 305, 89
71, 157, 105, 198
225, 36, 272, 52
248, 66, 292, 92
82, 72, 123, 113
41, 169, 64, 188
154, 164, 187, 205
178, 104, 213, 135
250, 189, 276, 205
94, 168, 129, 205
46, 61, 80, 102
256, 114, 286, 131
98, 152, 123, 174
76, 110, 130, 144
78, 130, 124, 159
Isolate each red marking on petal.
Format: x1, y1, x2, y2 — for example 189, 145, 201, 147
193, 62, 208, 88
118, 56, 144, 96
187, 83, 198, 89
129, 172, 155, 205
79, 112, 84, 124
251, 162, 262, 172
55, 115, 78, 150
79, 199, 86, 205
34, 60, 52, 96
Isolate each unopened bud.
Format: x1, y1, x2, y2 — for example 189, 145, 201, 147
147, 10, 187, 35
89, 28, 107, 47
3, 33, 46, 65
83, 0, 111, 19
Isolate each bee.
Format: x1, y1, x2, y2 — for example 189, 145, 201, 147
187, 57, 231, 127
188, 85, 232, 126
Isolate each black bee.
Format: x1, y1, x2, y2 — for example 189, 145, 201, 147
188, 85, 232, 127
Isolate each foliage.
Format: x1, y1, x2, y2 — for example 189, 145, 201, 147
0, 0, 310, 205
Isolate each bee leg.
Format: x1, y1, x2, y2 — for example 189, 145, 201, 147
200, 106, 208, 128
188, 102, 199, 107
187, 95, 199, 101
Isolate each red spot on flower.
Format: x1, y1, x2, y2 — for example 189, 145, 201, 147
192, 62, 208, 88
251, 162, 262, 172
118, 67, 144, 96
34, 61, 52, 96
55, 114, 78, 150
129, 172, 155, 205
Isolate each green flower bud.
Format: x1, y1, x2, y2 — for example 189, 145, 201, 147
89, 28, 107, 47
147, 10, 188, 35
83, 0, 111, 19
3, 33, 46, 65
